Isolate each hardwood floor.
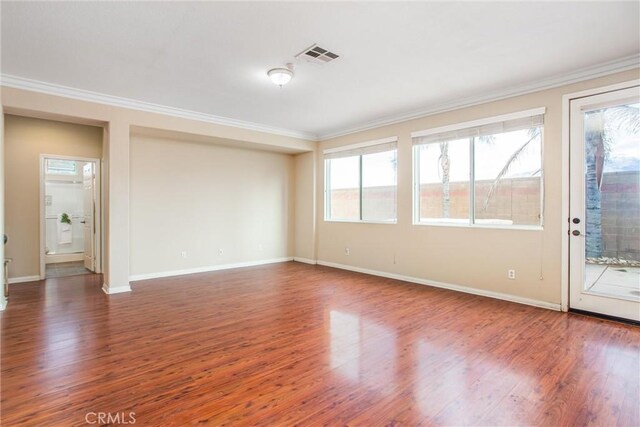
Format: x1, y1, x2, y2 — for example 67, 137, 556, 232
1, 262, 639, 426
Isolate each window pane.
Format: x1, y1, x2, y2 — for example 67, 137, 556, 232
417, 139, 470, 223
362, 150, 397, 221
474, 128, 542, 226
327, 156, 360, 220
46, 159, 77, 175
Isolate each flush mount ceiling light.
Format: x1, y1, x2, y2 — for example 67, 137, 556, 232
268, 63, 294, 87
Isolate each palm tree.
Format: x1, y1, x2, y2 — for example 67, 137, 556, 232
438, 142, 451, 217
438, 136, 493, 218
481, 128, 541, 212
480, 106, 638, 258
583, 106, 639, 257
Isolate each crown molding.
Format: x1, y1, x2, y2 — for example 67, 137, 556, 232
0, 74, 318, 141
2, 54, 638, 143
317, 54, 640, 140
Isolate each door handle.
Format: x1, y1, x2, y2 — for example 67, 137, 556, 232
571, 230, 581, 236
80, 221, 86, 224
572, 218, 581, 224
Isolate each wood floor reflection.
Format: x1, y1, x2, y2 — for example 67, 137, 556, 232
1, 262, 638, 426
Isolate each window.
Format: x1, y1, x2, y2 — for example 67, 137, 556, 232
46, 159, 77, 175
325, 137, 397, 222
416, 138, 470, 222
413, 108, 544, 227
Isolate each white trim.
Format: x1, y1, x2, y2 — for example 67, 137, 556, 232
411, 107, 546, 138
39, 155, 45, 279
322, 136, 398, 155
320, 54, 639, 140
129, 257, 293, 281
94, 160, 103, 274
293, 257, 317, 265
1, 74, 317, 142
560, 79, 640, 313
3, 55, 637, 143
3, 56, 638, 144
8, 275, 41, 284
102, 284, 132, 294
412, 222, 543, 231
561, 90, 571, 312
45, 253, 84, 264
317, 260, 562, 311
0, 298, 6, 311
324, 219, 397, 225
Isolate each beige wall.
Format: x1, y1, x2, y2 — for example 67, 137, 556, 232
4, 115, 103, 278
2, 69, 638, 307
316, 69, 640, 306
130, 134, 294, 277
294, 151, 316, 261
2, 86, 313, 294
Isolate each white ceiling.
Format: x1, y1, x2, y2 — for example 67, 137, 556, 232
2, 1, 639, 139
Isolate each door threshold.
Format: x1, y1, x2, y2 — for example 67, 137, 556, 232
569, 308, 640, 326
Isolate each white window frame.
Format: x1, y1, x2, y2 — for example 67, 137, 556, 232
412, 108, 545, 230
324, 136, 398, 224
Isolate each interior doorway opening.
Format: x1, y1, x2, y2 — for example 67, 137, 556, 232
40, 155, 102, 280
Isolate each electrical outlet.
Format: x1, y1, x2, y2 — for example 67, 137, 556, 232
507, 269, 516, 280
345, 247, 350, 256
181, 251, 187, 259
219, 249, 224, 256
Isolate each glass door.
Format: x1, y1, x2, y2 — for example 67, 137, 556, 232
569, 85, 640, 321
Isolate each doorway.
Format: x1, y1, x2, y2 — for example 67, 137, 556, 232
569, 85, 640, 322
40, 155, 101, 279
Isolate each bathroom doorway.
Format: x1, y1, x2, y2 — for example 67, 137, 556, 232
40, 155, 101, 279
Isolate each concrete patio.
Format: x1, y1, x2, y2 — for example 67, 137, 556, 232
585, 263, 640, 301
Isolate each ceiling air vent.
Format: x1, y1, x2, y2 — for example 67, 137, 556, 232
295, 44, 340, 64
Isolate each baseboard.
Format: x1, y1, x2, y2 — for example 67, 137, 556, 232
45, 253, 84, 264
102, 284, 132, 294
316, 260, 561, 311
129, 257, 294, 282
0, 297, 7, 311
8, 275, 41, 284
293, 257, 317, 265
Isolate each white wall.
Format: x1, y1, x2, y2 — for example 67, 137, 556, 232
129, 135, 295, 278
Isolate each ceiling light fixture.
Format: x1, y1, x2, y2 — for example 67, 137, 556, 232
268, 63, 294, 87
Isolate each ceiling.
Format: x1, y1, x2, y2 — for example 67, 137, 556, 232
2, 1, 639, 140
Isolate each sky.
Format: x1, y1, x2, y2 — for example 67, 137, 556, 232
602, 102, 640, 172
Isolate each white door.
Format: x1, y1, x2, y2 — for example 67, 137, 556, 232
569, 85, 640, 321
82, 162, 95, 271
